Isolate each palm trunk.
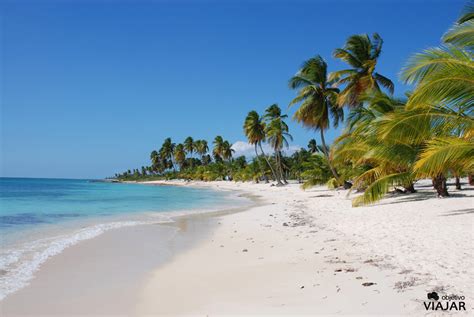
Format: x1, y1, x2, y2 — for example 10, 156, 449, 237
274, 149, 284, 185
254, 144, 263, 183
468, 174, 474, 185
320, 129, 340, 184
259, 143, 278, 183
433, 173, 449, 197
279, 151, 288, 184
455, 176, 461, 190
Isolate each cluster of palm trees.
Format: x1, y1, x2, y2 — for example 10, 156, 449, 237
244, 104, 293, 186
116, 3, 472, 206
289, 5, 473, 205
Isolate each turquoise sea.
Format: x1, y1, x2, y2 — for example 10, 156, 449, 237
0, 177, 246, 300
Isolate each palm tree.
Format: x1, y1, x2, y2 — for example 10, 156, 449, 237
184, 137, 194, 157
150, 150, 159, 173
160, 137, 175, 171
398, 9, 474, 192
184, 136, 194, 168
331, 33, 394, 107
174, 144, 186, 170
307, 139, 318, 153
443, 2, 474, 48
213, 136, 224, 162
289, 55, 343, 183
221, 140, 235, 162
243, 110, 278, 182
332, 92, 418, 205
264, 104, 293, 185
195, 139, 209, 164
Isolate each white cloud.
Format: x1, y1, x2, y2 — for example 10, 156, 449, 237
231, 140, 303, 158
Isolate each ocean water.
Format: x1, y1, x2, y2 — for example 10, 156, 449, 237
0, 177, 246, 300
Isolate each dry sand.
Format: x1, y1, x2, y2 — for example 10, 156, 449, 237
137, 179, 473, 316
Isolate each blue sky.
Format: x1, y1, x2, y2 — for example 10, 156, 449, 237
1, 0, 464, 179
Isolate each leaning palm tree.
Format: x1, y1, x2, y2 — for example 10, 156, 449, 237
243, 110, 278, 182
331, 33, 394, 107
264, 104, 293, 185
399, 11, 474, 191
289, 55, 343, 183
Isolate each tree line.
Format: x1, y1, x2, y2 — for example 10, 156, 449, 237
115, 3, 473, 206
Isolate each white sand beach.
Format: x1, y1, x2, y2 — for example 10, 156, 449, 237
135, 180, 473, 315
1, 180, 473, 316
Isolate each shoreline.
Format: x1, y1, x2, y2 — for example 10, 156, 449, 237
2, 180, 473, 315
0, 181, 258, 310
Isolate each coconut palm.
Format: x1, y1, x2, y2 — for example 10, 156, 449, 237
443, 1, 474, 48
213, 136, 224, 161
243, 110, 278, 182
221, 140, 234, 162
160, 137, 175, 171
289, 55, 343, 182
398, 10, 474, 192
174, 144, 186, 169
195, 139, 209, 164
307, 139, 318, 153
184, 137, 194, 157
264, 104, 293, 185
330, 92, 421, 205
331, 33, 394, 107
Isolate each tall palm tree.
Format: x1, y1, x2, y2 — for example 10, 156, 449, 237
331, 33, 394, 107
160, 137, 175, 171
243, 110, 277, 182
174, 144, 186, 170
213, 136, 224, 162
264, 104, 292, 185
289, 55, 343, 182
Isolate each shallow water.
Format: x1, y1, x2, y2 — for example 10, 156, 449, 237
0, 177, 245, 300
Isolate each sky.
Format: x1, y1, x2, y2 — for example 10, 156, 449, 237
0, 0, 465, 179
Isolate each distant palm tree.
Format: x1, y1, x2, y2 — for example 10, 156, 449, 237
264, 104, 292, 185
184, 136, 194, 168
307, 139, 318, 154
160, 137, 175, 171
174, 144, 186, 169
213, 136, 224, 161
150, 150, 159, 173
195, 139, 209, 164
184, 137, 194, 157
289, 56, 343, 182
221, 140, 235, 162
243, 110, 277, 182
332, 33, 394, 107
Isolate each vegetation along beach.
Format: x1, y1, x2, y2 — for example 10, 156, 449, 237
1, 0, 473, 316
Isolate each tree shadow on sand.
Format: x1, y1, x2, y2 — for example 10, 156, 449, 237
440, 208, 474, 217
365, 190, 471, 207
